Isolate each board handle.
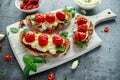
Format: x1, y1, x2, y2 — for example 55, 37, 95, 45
87, 9, 117, 26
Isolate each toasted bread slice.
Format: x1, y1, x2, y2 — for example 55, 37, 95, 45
73, 15, 94, 46
26, 11, 72, 33
19, 31, 70, 57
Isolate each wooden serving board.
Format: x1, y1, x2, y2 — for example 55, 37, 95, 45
6, 8, 116, 75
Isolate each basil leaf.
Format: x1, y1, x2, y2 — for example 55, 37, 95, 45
63, 19, 68, 23
28, 61, 37, 72
77, 41, 83, 48
0, 71, 5, 76
56, 46, 65, 51
60, 31, 68, 37
33, 57, 46, 63
24, 28, 29, 33
23, 55, 32, 65
78, 60, 81, 65
64, 76, 67, 80
24, 64, 31, 78
71, 10, 75, 18
30, 15, 35, 21
10, 27, 19, 33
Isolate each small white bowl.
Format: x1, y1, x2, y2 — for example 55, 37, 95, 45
15, 0, 44, 13
74, 0, 102, 10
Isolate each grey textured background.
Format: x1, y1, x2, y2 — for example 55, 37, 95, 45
0, 0, 120, 80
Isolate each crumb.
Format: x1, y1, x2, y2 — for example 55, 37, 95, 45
80, 9, 86, 15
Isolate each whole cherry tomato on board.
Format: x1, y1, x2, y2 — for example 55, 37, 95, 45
38, 34, 48, 46
19, 20, 25, 26
56, 11, 66, 20
78, 24, 88, 32
77, 17, 87, 25
25, 31, 35, 43
104, 26, 109, 32
48, 72, 55, 80
35, 14, 45, 23
46, 13, 55, 23
75, 32, 86, 41
4, 53, 11, 61
52, 34, 63, 46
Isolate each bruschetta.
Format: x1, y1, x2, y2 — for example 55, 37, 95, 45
73, 15, 94, 47
19, 30, 70, 57
25, 8, 74, 34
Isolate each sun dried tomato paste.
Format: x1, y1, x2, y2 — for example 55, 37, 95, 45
20, 0, 39, 10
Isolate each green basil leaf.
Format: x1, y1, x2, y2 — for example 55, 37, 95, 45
71, 10, 75, 18
56, 46, 65, 51
23, 55, 32, 65
24, 28, 29, 33
30, 15, 35, 21
78, 60, 81, 65
63, 19, 68, 23
33, 57, 46, 63
64, 75, 67, 80
0, 71, 5, 76
77, 41, 83, 48
85, 39, 89, 46
60, 31, 68, 37
24, 64, 31, 78
28, 62, 37, 72
10, 27, 19, 33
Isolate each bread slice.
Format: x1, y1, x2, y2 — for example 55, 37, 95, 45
26, 12, 72, 33
73, 15, 94, 46
19, 31, 70, 57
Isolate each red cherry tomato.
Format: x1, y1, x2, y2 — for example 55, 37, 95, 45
48, 72, 54, 80
0, 44, 2, 49
52, 34, 63, 46
38, 34, 48, 46
77, 17, 87, 25
4, 53, 11, 61
104, 26, 109, 32
19, 20, 25, 26
47, 28, 53, 34
35, 14, 45, 23
75, 32, 86, 41
78, 24, 88, 32
56, 11, 66, 20
25, 31, 35, 42
46, 13, 55, 23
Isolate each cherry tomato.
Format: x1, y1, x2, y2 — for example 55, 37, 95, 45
77, 17, 87, 25
35, 14, 45, 23
25, 31, 35, 42
104, 26, 109, 32
47, 28, 53, 34
56, 11, 66, 20
48, 72, 54, 80
78, 24, 88, 32
75, 32, 86, 41
4, 53, 11, 61
52, 34, 63, 46
0, 44, 2, 49
19, 20, 25, 26
38, 34, 48, 46
46, 13, 55, 23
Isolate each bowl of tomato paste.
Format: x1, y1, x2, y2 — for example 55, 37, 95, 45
15, 0, 44, 13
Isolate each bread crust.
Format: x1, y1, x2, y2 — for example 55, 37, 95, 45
19, 31, 70, 57
73, 15, 94, 46
26, 12, 72, 32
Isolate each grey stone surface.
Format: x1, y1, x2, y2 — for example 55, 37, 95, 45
0, 0, 120, 80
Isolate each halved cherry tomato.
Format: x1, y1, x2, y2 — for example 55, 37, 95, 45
56, 11, 66, 20
48, 72, 54, 80
46, 13, 55, 23
35, 14, 45, 23
77, 17, 87, 25
25, 31, 35, 42
52, 34, 63, 46
4, 53, 11, 61
38, 34, 48, 46
75, 32, 86, 41
0, 44, 2, 49
78, 24, 88, 32
19, 20, 25, 26
104, 26, 109, 32
47, 28, 53, 34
